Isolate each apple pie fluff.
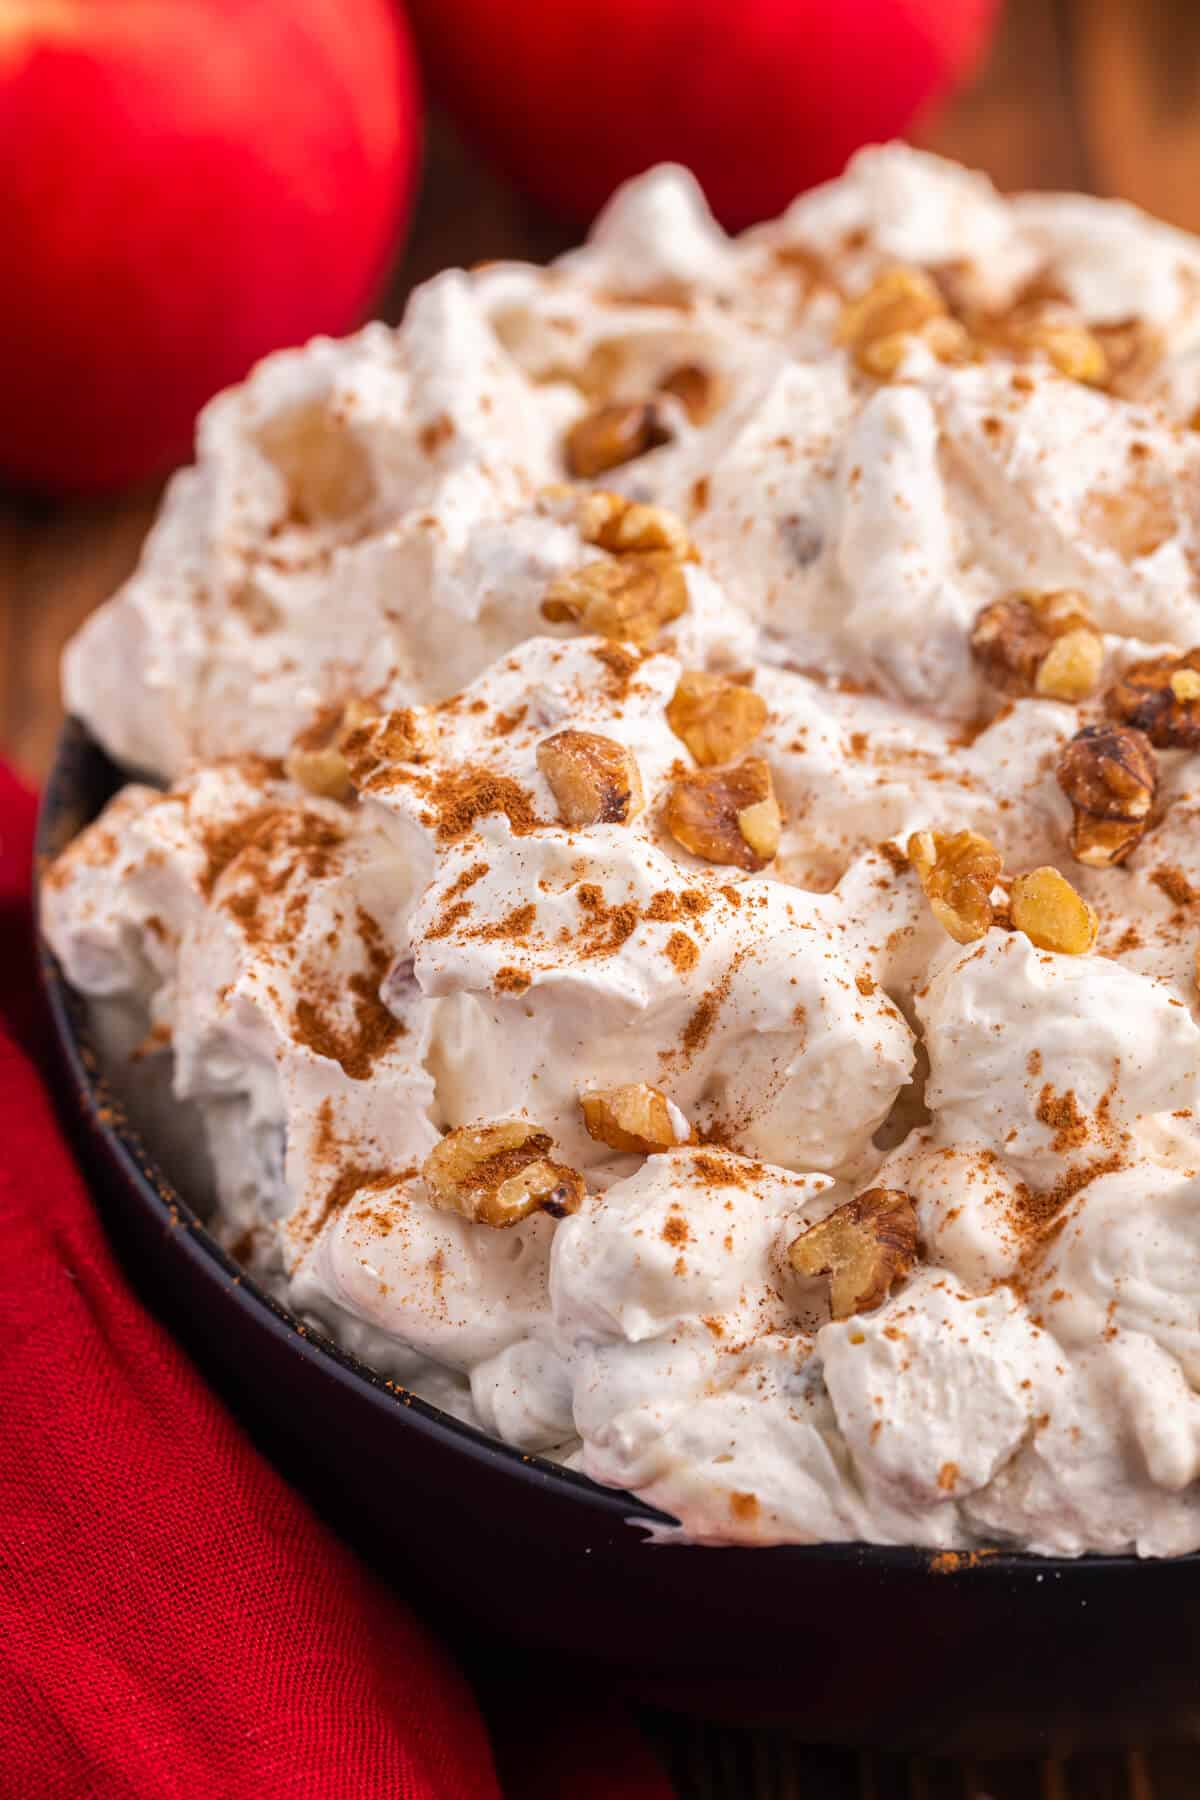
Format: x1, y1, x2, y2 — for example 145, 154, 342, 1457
44, 145, 1200, 1553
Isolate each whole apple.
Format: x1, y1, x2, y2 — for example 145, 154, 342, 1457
0, 0, 422, 494
408, 0, 998, 231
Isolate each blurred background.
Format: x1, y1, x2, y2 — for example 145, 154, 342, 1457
5, 3, 1200, 1791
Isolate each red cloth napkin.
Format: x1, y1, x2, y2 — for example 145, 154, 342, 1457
0, 763, 672, 1800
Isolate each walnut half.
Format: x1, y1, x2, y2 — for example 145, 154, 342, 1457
666, 671, 768, 766
423, 1122, 584, 1228
564, 400, 671, 478
970, 591, 1101, 701
907, 829, 1002, 944
1107, 649, 1200, 749
581, 1083, 692, 1153
1056, 722, 1157, 867
836, 267, 949, 376
664, 756, 782, 870
1009, 866, 1098, 955
285, 697, 382, 800
541, 553, 688, 647
577, 491, 692, 558
788, 1188, 918, 1320
537, 730, 644, 827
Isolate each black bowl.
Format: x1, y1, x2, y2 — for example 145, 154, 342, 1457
36, 718, 1200, 1753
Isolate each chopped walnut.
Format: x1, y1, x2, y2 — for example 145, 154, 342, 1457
536, 730, 644, 827
581, 1083, 691, 1153
658, 362, 725, 424
1010, 866, 1098, 954
857, 314, 971, 380
664, 756, 781, 870
564, 400, 670, 477
788, 1188, 918, 1320
907, 829, 1002, 944
981, 300, 1108, 385
577, 490, 692, 558
541, 553, 688, 647
340, 704, 438, 786
423, 1122, 584, 1228
256, 398, 375, 525
836, 266, 948, 374
1094, 317, 1164, 396
970, 591, 1101, 699
666, 671, 768, 765
285, 697, 383, 800
1057, 723, 1157, 867
1035, 629, 1105, 702
1107, 649, 1200, 749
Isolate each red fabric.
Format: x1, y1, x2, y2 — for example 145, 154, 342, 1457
0, 768, 672, 1800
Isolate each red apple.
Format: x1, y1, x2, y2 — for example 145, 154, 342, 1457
0, 0, 422, 494
407, 0, 998, 232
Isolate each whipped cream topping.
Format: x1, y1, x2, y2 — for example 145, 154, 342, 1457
44, 145, 1200, 1553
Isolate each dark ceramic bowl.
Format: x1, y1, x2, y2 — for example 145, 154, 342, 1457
36, 718, 1200, 1753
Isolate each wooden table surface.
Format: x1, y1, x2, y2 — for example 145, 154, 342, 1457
7, 2, 1200, 1792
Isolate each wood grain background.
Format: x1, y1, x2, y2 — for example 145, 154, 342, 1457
9, 2, 1200, 1792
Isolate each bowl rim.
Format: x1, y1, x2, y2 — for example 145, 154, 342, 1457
36, 716, 1176, 1576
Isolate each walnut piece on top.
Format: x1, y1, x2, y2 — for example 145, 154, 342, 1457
537, 730, 644, 828
285, 697, 382, 801
664, 756, 781, 870
788, 1188, 918, 1320
836, 266, 953, 376
666, 671, 767, 766
576, 491, 692, 559
907, 829, 1002, 944
581, 1083, 691, 1154
423, 1122, 584, 1228
1057, 722, 1157, 867
1009, 866, 1098, 954
541, 553, 688, 647
564, 400, 671, 478
970, 590, 1102, 701
1107, 649, 1200, 749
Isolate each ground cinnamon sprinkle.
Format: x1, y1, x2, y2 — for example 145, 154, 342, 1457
592, 640, 643, 701
494, 966, 531, 994
1008, 1151, 1125, 1272
429, 766, 541, 843
729, 1492, 759, 1523
200, 805, 284, 896
665, 930, 699, 973
1036, 1085, 1089, 1154
201, 805, 343, 902
678, 952, 741, 1060
424, 900, 472, 942
661, 1211, 690, 1246
682, 994, 719, 1056
929, 1549, 997, 1576
292, 906, 405, 1080
309, 1164, 397, 1240
474, 902, 537, 942
1152, 865, 1198, 908
572, 885, 639, 958
491, 705, 527, 737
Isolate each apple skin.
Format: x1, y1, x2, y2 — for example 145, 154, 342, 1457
0, 0, 422, 494
407, 0, 998, 233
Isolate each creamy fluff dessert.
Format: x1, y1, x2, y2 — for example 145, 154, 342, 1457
44, 145, 1200, 1555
